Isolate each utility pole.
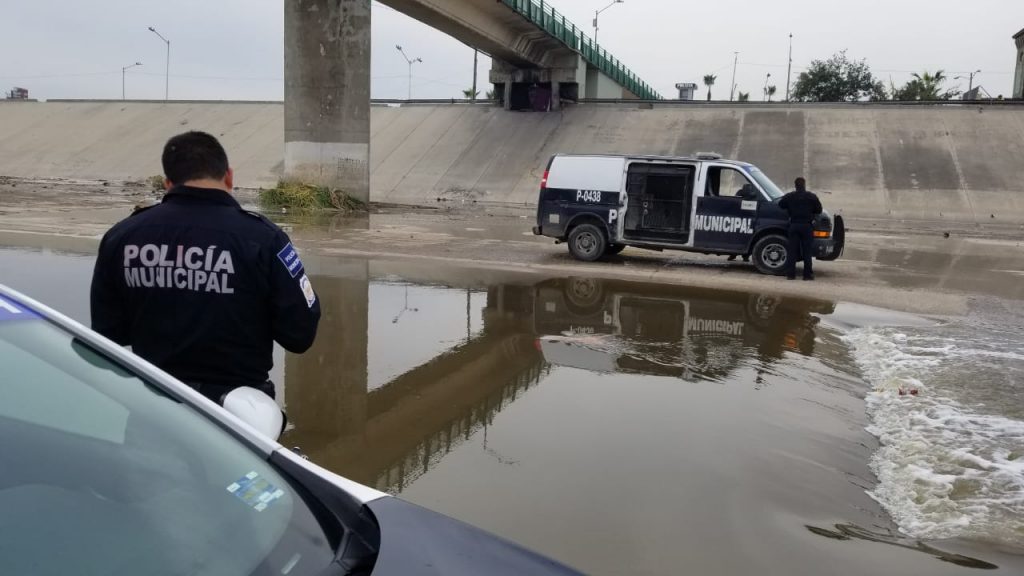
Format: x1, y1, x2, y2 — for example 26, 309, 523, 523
960, 70, 981, 94
147, 27, 170, 101
729, 52, 739, 101
122, 62, 142, 100
472, 49, 478, 100
785, 33, 793, 102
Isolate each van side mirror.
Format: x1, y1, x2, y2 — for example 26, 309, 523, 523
221, 387, 285, 441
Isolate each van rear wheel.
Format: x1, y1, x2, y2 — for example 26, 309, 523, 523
752, 234, 790, 275
567, 224, 607, 262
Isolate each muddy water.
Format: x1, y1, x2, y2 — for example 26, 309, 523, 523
1, 244, 1023, 575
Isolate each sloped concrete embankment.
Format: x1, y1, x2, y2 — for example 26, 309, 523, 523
1, 100, 1022, 222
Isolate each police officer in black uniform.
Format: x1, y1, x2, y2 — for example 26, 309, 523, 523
91, 131, 321, 403
778, 177, 823, 281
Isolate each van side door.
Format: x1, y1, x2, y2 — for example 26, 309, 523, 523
692, 164, 760, 253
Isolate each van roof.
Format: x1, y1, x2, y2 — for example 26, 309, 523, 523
552, 153, 753, 168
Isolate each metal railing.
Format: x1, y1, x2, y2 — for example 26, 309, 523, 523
500, 0, 663, 100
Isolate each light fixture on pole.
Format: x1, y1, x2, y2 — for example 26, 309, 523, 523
729, 52, 739, 101
396, 45, 422, 100
122, 62, 142, 100
592, 0, 624, 45
785, 33, 793, 102
147, 27, 170, 101
955, 70, 982, 95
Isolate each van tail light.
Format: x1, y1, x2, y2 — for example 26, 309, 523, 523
813, 230, 831, 238
540, 170, 549, 190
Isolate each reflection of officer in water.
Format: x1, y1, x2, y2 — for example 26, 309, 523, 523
91, 131, 321, 403
778, 177, 823, 281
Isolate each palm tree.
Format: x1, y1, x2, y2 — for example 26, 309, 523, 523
910, 70, 946, 100
737, 91, 750, 102
462, 88, 480, 99
703, 74, 717, 101
485, 89, 496, 100
766, 85, 777, 102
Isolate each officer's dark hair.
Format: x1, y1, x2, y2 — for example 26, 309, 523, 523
162, 131, 229, 185
794, 177, 807, 191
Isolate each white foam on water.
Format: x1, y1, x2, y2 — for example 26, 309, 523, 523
845, 327, 1024, 545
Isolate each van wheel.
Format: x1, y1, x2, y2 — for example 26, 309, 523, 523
752, 234, 790, 275
565, 277, 605, 315
568, 224, 607, 262
604, 244, 626, 257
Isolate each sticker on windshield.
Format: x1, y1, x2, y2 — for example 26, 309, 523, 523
226, 471, 285, 512
0, 296, 41, 321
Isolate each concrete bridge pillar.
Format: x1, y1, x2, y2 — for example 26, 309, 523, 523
284, 0, 370, 203
1014, 30, 1024, 99
284, 260, 370, 463
490, 52, 583, 112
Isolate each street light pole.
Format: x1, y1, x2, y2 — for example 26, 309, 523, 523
396, 45, 422, 100
763, 72, 772, 101
785, 33, 793, 102
592, 0, 624, 45
147, 27, 170, 101
730, 52, 739, 101
122, 62, 142, 100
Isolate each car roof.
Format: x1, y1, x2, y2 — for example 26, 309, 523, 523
552, 153, 753, 168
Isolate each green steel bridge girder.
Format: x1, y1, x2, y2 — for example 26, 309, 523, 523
500, 0, 663, 100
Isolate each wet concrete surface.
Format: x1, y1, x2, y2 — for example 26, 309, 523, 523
2, 241, 1023, 575
5, 179, 1024, 318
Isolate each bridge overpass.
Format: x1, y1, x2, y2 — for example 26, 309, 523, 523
378, 0, 661, 106
284, 0, 661, 203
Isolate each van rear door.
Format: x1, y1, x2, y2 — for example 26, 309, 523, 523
538, 156, 626, 240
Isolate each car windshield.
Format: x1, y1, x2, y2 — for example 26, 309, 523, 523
747, 167, 785, 200
0, 306, 339, 576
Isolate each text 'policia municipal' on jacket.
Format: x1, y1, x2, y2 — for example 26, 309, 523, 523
778, 190, 823, 224
90, 185, 321, 390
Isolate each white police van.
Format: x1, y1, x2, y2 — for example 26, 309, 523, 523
532, 153, 845, 274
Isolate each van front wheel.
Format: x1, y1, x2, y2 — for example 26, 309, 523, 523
752, 234, 790, 275
567, 224, 607, 262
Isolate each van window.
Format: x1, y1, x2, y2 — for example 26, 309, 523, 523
747, 168, 785, 200
705, 167, 759, 201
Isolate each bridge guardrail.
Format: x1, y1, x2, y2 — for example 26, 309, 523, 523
501, 0, 662, 100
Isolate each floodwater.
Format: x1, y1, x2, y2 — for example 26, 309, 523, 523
1, 242, 1023, 575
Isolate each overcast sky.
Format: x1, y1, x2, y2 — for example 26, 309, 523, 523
1, 0, 1020, 101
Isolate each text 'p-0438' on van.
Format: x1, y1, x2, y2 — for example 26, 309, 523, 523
532, 154, 845, 275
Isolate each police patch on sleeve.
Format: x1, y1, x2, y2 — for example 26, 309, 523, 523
277, 243, 303, 278
299, 274, 316, 308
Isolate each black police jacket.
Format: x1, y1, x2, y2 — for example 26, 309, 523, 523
778, 190, 823, 224
90, 185, 321, 389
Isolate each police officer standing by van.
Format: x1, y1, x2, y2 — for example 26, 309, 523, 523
91, 131, 320, 403
778, 177, 823, 281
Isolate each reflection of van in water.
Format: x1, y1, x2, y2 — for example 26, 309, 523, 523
533, 278, 832, 380
532, 154, 845, 274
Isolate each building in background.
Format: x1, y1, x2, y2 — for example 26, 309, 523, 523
1014, 28, 1024, 99
675, 82, 698, 100
5, 87, 29, 100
